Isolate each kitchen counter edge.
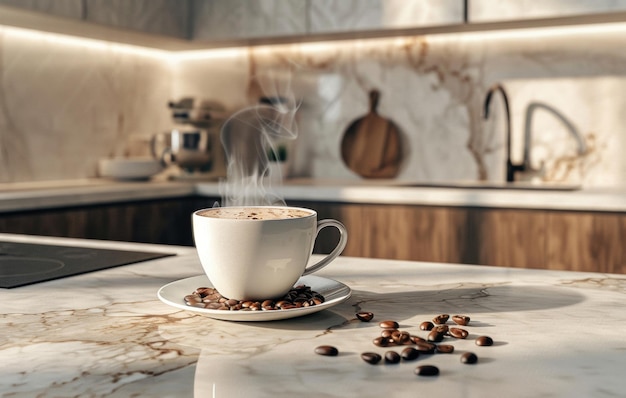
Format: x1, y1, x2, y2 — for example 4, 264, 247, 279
0, 179, 625, 213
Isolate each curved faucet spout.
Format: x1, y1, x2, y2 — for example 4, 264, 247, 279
524, 102, 586, 166
483, 84, 525, 182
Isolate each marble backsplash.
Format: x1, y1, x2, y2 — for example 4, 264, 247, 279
1, 13, 626, 187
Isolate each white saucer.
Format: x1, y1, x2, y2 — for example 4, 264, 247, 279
157, 274, 352, 321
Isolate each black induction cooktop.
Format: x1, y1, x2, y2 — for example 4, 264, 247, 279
0, 241, 175, 288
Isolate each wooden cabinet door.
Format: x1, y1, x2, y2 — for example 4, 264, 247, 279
546, 211, 625, 274
0, 197, 213, 246
468, 208, 547, 269
290, 201, 469, 263
292, 201, 625, 273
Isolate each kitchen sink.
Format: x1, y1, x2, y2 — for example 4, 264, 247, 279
285, 178, 581, 191
391, 180, 581, 191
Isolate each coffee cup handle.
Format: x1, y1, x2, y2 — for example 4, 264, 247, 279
302, 219, 348, 276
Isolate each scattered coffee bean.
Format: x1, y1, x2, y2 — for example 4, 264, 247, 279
185, 284, 324, 311
401, 347, 420, 361
452, 315, 470, 326
461, 352, 478, 364
361, 352, 382, 365
449, 327, 469, 339
436, 344, 455, 354
314, 345, 338, 356
410, 335, 426, 344
415, 365, 439, 376
385, 351, 401, 364
316, 313, 493, 378
476, 336, 494, 346
356, 312, 374, 322
419, 321, 434, 331
381, 329, 395, 338
427, 330, 444, 342
433, 325, 449, 334
379, 320, 399, 329
414, 342, 436, 354
391, 330, 411, 344
373, 336, 392, 347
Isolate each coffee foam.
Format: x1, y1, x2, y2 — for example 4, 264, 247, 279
198, 207, 312, 220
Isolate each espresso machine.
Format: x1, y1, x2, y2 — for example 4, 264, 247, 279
152, 98, 228, 180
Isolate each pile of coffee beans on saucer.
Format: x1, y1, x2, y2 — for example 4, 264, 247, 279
314, 312, 496, 378
184, 284, 325, 311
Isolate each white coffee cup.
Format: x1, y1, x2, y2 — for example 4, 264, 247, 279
192, 206, 348, 301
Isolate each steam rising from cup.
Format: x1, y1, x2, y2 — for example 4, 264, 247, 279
219, 95, 298, 206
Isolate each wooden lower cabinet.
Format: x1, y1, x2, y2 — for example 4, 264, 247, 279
291, 201, 625, 274
546, 212, 625, 274
2, 197, 623, 273
0, 197, 214, 246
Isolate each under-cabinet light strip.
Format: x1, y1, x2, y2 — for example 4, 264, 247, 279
0, 25, 171, 60
3, 19, 626, 62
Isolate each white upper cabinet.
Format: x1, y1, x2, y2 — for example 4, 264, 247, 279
0, 0, 82, 19
469, 0, 626, 22
84, 0, 190, 39
308, 0, 464, 34
190, 0, 307, 41
4, 0, 626, 48
0, 0, 190, 39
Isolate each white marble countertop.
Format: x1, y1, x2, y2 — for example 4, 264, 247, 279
0, 177, 625, 213
1, 233, 625, 397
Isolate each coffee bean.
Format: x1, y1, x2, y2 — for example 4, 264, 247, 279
184, 294, 201, 304
433, 325, 449, 334
452, 315, 470, 326
361, 352, 382, 365
391, 330, 411, 344
401, 347, 420, 361
381, 329, 395, 338
379, 320, 399, 329
415, 365, 439, 376
373, 336, 392, 347
436, 344, 455, 354
194, 287, 211, 296
356, 312, 374, 322
449, 327, 469, 339
185, 284, 325, 312
410, 335, 426, 344
314, 345, 338, 356
427, 330, 444, 342
385, 351, 401, 364
461, 352, 478, 364
476, 336, 494, 346
420, 321, 434, 331
414, 342, 436, 354
432, 314, 450, 325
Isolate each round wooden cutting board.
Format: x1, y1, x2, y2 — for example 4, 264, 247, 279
341, 90, 402, 178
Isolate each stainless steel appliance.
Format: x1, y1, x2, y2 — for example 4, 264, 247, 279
152, 97, 227, 178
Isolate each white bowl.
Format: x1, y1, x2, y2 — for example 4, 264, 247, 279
98, 157, 164, 180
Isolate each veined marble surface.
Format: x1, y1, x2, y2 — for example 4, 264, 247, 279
0, 233, 624, 397
2, 2, 626, 189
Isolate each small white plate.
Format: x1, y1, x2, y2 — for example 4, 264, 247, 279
157, 274, 352, 321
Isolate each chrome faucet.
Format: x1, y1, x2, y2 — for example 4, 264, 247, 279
483, 84, 527, 182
